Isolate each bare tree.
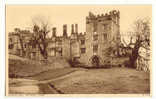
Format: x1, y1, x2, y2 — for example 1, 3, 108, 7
123, 18, 151, 68
30, 16, 51, 59
14, 28, 33, 56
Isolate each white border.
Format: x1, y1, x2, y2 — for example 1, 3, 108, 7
4, 0, 156, 4
1, 0, 156, 99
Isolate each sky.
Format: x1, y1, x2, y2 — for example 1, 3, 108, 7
6, 5, 152, 38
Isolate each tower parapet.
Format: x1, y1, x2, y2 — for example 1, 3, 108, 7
86, 10, 120, 24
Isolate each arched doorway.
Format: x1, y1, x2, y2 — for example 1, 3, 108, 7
91, 55, 100, 67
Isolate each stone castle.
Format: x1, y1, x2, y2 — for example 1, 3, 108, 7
9, 10, 121, 67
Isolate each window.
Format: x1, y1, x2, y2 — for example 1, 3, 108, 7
9, 38, 12, 42
103, 34, 107, 40
86, 20, 90, 24
81, 48, 86, 54
107, 17, 112, 20
98, 20, 102, 22
103, 24, 107, 30
93, 35, 98, 41
9, 44, 14, 49
32, 44, 36, 48
81, 40, 85, 45
58, 41, 62, 45
25, 44, 27, 48
103, 24, 109, 31
93, 45, 98, 52
93, 23, 97, 32
59, 48, 62, 56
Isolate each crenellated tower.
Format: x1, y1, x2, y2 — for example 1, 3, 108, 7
82, 10, 121, 66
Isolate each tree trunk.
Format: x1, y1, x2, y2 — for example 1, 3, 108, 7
129, 49, 138, 68
38, 43, 48, 59
129, 40, 141, 68
18, 35, 25, 56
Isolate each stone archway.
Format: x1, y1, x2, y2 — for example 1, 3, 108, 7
90, 55, 100, 67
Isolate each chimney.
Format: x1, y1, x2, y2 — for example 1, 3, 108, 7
63, 24, 67, 37
71, 24, 74, 34
52, 27, 56, 37
75, 24, 78, 34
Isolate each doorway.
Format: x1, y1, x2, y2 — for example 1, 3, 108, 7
91, 55, 100, 67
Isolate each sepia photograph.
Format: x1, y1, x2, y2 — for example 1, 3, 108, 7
6, 5, 152, 96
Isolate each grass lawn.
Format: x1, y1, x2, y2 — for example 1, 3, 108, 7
9, 54, 70, 77
51, 67, 150, 94
8, 55, 150, 94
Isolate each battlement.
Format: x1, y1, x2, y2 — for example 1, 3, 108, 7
86, 10, 120, 21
